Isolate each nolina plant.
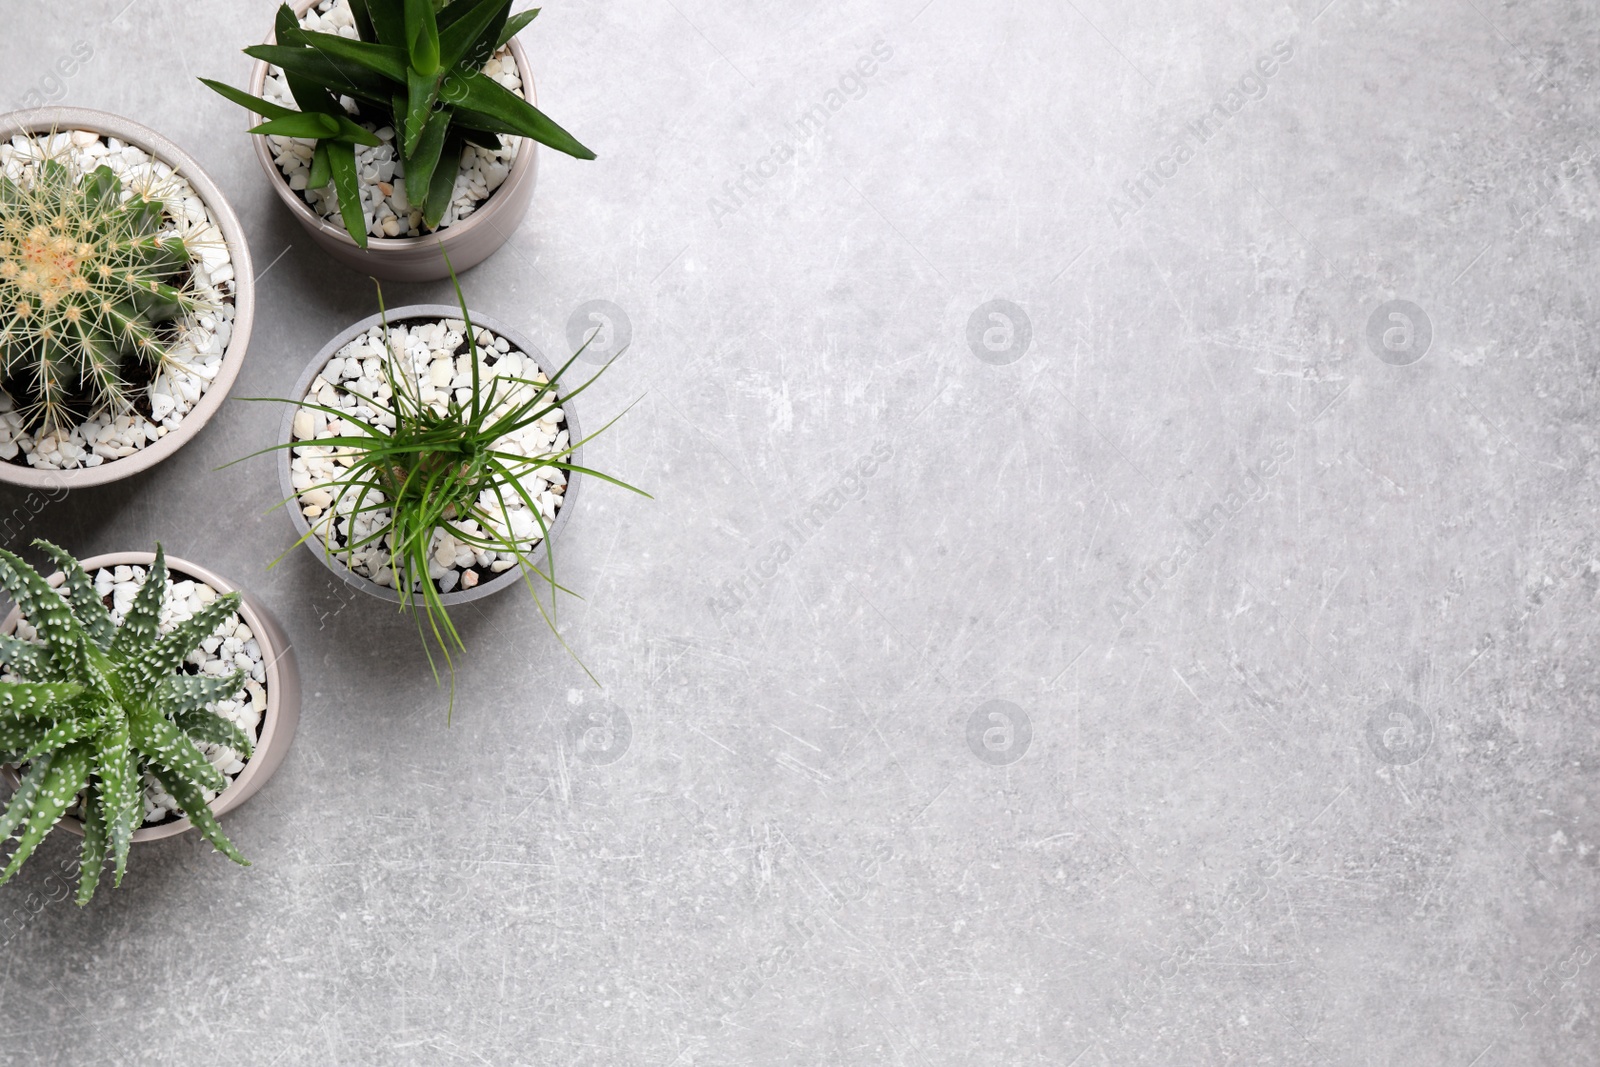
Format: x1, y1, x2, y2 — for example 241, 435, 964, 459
202, 0, 593, 246
241, 266, 645, 708
0, 542, 252, 904
0, 152, 209, 431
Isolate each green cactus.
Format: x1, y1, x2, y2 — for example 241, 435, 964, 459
0, 541, 254, 905
0, 152, 209, 432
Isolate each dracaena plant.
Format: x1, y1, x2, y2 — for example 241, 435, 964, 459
0, 152, 210, 431
202, 0, 594, 247
0, 542, 253, 904
237, 265, 645, 710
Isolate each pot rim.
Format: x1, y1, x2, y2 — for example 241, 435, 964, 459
245, 0, 538, 258
0, 551, 293, 843
0, 107, 256, 490
277, 303, 583, 607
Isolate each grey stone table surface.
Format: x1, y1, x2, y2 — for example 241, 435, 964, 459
2, 0, 1598, 1064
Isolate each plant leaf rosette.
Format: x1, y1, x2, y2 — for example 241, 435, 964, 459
278, 304, 581, 607
241, 0, 547, 281
0, 551, 299, 874
0, 108, 254, 488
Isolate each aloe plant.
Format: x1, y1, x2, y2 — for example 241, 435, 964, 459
202, 0, 594, 246
0, 152, 210, 431
0, 542, 253, 904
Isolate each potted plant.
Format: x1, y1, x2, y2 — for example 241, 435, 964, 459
245, 271, 643, 707
0, 108, 255, 489
202, 0, 594, 281
0, 541, 300, 904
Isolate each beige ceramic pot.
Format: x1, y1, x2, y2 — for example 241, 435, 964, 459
0, 107, 256, 491
245, 0, 540, 281
0, 551, 300, 843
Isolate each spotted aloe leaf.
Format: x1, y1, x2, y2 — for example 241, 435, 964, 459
0, 541, 256, 904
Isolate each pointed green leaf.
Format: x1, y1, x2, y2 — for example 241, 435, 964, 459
0, 714, 49, 759
242, 45, 394, 106
175, 706, 254, 761
0, 547, 83, 666
403, 106, 451, 213
326, 140, 369, 248
249, 112, 342, 140
159, 672, 248, 718
35, 542, 116, 651
308, 141, 332, 190
0, 742, 89, 888
447, 69, 593, 159
18, 714, 100, 765
330, 113, 384, 147
423, 132, 465, 229
403, 67, 442, 156
0, 681, 83, 718
364, 0, 405, 46
75, 784, 107, 905
0, 753, 52, 842
437, 0, 511, 72
108, 545, 166, 663
348, 0, 377, 42
201, 77, 301, 120
271, 5, 348, 117
147, 763, 247, 867
406, 0, 442, 75
94, 720, 137, 886
129, 709, 225, 794
496, 8, 539, 49
0, 633, 53, 680
297, 29, 409, 81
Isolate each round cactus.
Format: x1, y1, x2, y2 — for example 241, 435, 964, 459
0, 148, 210, 432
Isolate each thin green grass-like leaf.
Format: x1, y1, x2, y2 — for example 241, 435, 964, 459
94, 719, 137, 886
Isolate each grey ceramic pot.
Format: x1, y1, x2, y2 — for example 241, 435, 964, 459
0, 107, 256, 490
245, 0, 540, 281
278, 304, 581, 606
0, 552, 300, 843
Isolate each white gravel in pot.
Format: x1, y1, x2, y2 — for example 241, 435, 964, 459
290, 318, 568, 595
4, 564, 266, 828
262, 0, 524, 240
0, 131, 236, 472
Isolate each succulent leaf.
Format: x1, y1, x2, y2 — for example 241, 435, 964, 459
75, 785, 107, 905
0, 632, 55, 680
147, 762, 246, 866
174, 705, 254, 761
0, 740, 89, 887
0, 752, 53, 841
35, 542, 116, 650
128, 708, 226, 794
0, 542, 255, 901
109, 545, 166, 661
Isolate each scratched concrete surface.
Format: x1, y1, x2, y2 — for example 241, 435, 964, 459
2, 0, 1599, 1063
